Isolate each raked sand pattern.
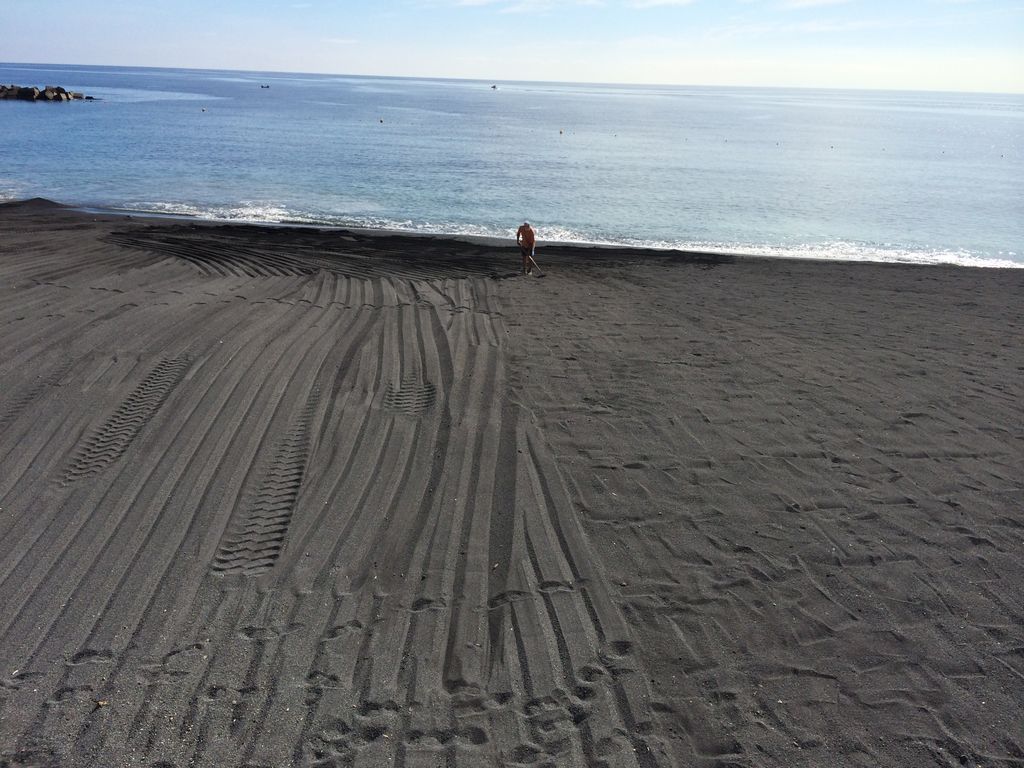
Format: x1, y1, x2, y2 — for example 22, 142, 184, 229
1, 200, 1022, 768
0, 202, 664, 767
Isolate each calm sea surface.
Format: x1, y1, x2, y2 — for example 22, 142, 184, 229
2, 63, 1021, 267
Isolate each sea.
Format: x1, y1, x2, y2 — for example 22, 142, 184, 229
2, 63, 1022, 267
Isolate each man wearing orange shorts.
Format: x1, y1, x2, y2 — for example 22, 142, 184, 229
516, 221, 538, 275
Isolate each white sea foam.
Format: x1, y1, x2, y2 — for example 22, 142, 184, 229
688, 241, 1022, 269
114, 201, 1022, 269
123, 200, 304, 222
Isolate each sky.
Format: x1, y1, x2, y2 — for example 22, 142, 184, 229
2, 0, 1023, 92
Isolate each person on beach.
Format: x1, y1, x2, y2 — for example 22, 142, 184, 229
516, 221, 539, 275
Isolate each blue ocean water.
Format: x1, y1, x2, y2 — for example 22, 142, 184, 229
2, 63, 1022, 267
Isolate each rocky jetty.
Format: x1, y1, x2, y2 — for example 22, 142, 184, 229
0, 84, 94, 102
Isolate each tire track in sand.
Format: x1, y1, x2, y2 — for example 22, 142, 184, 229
211, 386, 320, 576
63, 356, 193, 482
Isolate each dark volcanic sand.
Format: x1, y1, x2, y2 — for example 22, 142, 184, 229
0, 200, 1021, 768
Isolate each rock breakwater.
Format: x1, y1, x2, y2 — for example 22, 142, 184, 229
0, 84, 94, 102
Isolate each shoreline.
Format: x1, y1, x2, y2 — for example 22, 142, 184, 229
6, 196, 1018, 269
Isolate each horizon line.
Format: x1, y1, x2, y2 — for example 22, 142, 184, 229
2, 60, 1022, 98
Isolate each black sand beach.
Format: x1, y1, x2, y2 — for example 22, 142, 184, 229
0, 199, 1021, 767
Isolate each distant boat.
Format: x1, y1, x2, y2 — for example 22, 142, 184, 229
260, 85, 270, 89
491, 85, 497, 90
